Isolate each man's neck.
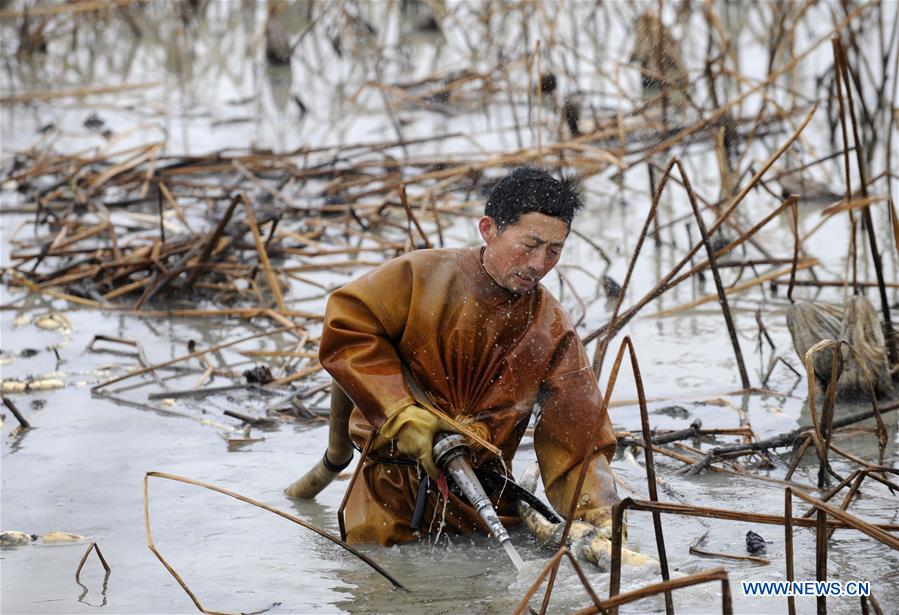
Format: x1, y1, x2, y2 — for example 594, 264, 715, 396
479, 247, 508, 291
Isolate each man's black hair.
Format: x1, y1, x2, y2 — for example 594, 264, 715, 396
485, 166, 584, 230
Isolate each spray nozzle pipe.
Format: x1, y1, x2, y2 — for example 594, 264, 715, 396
432, 432, 523, 571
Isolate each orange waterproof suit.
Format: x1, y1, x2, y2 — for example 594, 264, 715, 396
319, 247, 618, 545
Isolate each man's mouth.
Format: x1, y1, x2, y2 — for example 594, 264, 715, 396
514, 273, 535, 285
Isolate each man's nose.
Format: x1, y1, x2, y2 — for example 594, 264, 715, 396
526, 247, 549, 272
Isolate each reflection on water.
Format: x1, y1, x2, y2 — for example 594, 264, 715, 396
76, 571, 109, 608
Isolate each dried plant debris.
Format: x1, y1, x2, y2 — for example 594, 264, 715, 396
788, 295, 894, 397
0, 531, 36, 547
1, 378, 66, 394
0, 530, 85, 547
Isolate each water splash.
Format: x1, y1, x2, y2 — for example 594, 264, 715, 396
501, 539, 526, 573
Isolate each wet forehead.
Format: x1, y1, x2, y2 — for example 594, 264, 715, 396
510, 212, 569, 245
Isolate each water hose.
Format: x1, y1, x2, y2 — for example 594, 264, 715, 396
285, 381, 355, 499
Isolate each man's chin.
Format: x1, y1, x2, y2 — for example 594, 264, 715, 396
505, 277, 537, 294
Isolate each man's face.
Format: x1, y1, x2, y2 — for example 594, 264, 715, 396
479, 212, 569, 294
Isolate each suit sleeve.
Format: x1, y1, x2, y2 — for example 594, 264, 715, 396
534, 329, 619, 522
318, 259, 416, 430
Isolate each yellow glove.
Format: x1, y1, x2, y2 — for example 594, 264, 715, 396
374, 405, 458, 478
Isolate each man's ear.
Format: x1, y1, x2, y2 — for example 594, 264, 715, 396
478, 216, 497, 243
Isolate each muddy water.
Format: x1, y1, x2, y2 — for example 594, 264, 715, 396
2, 2, 898, 614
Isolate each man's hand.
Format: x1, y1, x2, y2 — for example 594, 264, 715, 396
374, 404, 459, 478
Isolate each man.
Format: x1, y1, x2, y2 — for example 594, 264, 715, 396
288, 167, 620, 546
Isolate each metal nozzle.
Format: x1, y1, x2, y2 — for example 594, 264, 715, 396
432, 433, 470, 470
433, 433, 523, 571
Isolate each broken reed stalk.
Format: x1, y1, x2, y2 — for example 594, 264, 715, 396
271, 361, 323, 386
222, 409, 279, 427
157, 187, 166, 245
0, 80, 161, 104
543, 336, 673, 614
618, 419, 700, 447
824, 441, 890, 472
586, 106, 817, 350
646, 439, 814, 491
148, 384, 250, 400
675, 159, 750, 389
608, 500, 626, 609
832, 37, 899, 364
809, 341, 844, 488
784, 487, 899, 615
597, 191, 805, 353
143, 471, 406, 615
397, 185, 433, 249
574, 567, 733, 615
74, 542, 111, 584
688, 532, 770, 565
681, 399, 899, 477
828, 472, 867, 542
94, 388, 233, 430
241, 193, 286, 313
2, 395, 31, 429
816, 506, 828, 615
591, 158, 673, 379
634, 337, 675, 614
618, 422, 755, 448
87, 334, 163, 387
513, 548, 602, 615
804, 467, 899, 521
806, 469, 862, 517
831, 36, 860, 293
124, 307, 317, 320
604, 497, 899, 532
91, 324, 301, 392
607, 494, 899, 615
620, 2, 865, 172
804, 339, 888, 475
183, 194, 241, 288
785, 489, 797, 615
784, 434, 813, 482
786, 196, 800, 302
662, 195, 803, 294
